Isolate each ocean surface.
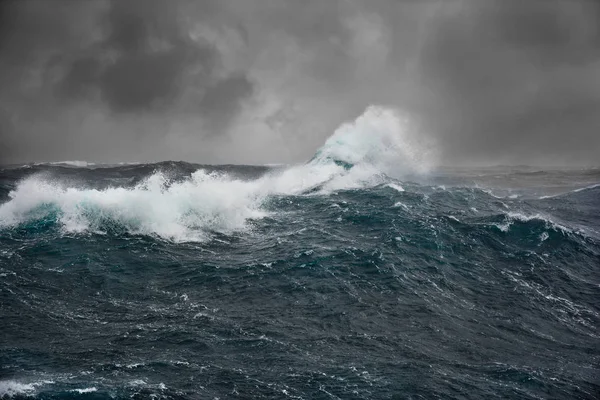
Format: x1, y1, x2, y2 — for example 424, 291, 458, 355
1, 108, 599, 399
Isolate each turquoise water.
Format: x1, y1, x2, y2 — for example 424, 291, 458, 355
1, 160, 598, 399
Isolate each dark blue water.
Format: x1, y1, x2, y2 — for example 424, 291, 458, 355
1, 161, 599, 399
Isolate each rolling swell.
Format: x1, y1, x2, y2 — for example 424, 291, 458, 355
1, 107, 599, 399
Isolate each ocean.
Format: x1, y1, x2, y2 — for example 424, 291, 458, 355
1, 108, 599, 399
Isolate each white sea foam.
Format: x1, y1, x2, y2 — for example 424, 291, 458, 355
71, 387, 97, 394
480, 188, 506, 199
493, 212, 573, 235
0, 106, 434, 242
0, 170, 267, 242
385, 183, 405, 192
539, 182, 600, 199
0, 380, 53, 397
572, 182, 600, 193
392, 202, 409, 210
0, 381, 36, 397
311, 105, 435, 175
507, 212, 570, 232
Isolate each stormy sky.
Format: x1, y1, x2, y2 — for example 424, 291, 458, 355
0, 0, 598, 166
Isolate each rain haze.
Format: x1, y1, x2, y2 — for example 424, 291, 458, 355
0, 0, 599, 166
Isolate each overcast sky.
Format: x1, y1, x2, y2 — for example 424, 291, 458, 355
0, 0, 599, 166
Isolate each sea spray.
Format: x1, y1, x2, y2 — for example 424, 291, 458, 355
0, 160, 598, 399
0, 106, 432, 241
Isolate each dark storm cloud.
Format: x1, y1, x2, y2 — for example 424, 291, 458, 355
0, 0, 598, 165
56, 0, 252, 115
198, 74, 254, 131
415, 0, 600, 164
0, 0, 254, 163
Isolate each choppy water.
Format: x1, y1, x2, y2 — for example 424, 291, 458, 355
1, 108, 599, 399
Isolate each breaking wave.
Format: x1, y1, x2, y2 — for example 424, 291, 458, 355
0, 106, 433, 241
1, 110, 599, 399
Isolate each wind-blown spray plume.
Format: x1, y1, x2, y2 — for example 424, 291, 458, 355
0, 106, 434, 241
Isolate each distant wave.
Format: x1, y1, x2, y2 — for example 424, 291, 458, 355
489, 211, 573, 235
36, 161, 97, 168
539, 182, 600, 199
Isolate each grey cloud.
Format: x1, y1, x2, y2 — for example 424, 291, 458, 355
58, 56, 103, 100
0, 0, 100, 64
198, 73, 254, 131
98, 48, 192, 112
413, 0, 600, 165
57, 0, 249, 115
0, 0, 598, 165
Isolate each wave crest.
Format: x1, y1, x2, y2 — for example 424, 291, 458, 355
0, 106, 433, 241
0, 171, 265, 241
310, 106, 435, 175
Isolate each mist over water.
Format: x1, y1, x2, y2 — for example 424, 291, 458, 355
1, 107, 599, 399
